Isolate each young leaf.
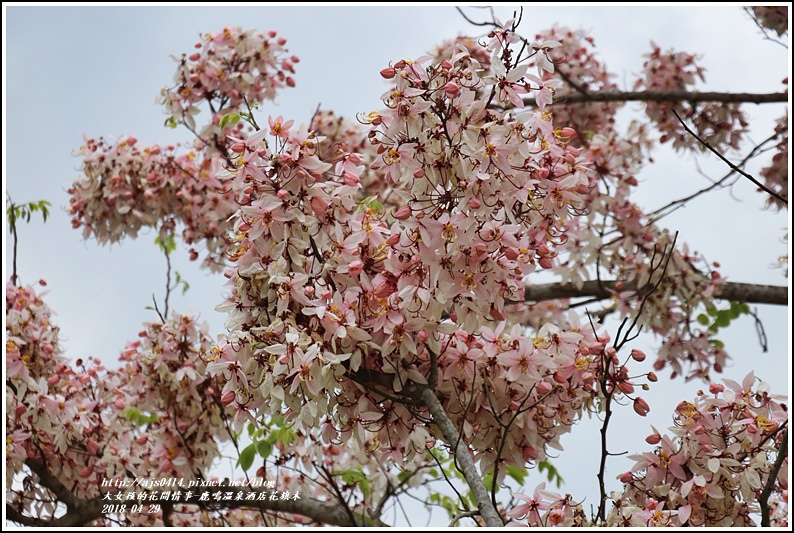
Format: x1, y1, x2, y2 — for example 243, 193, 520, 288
237, 443, 256, 471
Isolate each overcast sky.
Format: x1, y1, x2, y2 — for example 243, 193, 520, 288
3, 4, 790, 526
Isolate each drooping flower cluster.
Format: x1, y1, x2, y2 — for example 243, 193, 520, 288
68, 136, 236, 269
760, 113, 789, 210
159, 25, 297, 136
635, 43, 748, 153
206, 22, 678, 494
69, 26, 298, 269
610, 373, 788, 526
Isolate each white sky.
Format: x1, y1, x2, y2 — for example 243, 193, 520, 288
3, 3, 791, 526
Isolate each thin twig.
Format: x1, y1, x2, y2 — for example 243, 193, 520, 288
671, 109, 787, 205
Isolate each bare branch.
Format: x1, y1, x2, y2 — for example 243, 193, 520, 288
522, 280, 787, 306
671, 109, 788, 205
525, 89, 788, 106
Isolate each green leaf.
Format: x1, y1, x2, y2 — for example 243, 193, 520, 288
121, 408, 142, 424
696, 313, 710, 326
154, 232, 177, 254
219, 113, 241, 129
257, 441, 272, 459
342, 468, 365, 485
164, 116, 178, 129
237, 443, 256, 471
505, 464, 528, 484
538, 459, 564, 488
482, 471, 495, 492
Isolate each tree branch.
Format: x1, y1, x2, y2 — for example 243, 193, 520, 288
413, 386, 503, 527
671, 109, 788, 206
526, 89, 788, 106
522, 280, 787, 306
759, 429, 788, 527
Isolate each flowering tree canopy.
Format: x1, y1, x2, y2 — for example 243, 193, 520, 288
5, 6, 789, 528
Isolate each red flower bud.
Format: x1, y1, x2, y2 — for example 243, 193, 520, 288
393, 205, 412, 220
631, 348, 646, 362
380, 67, 396, 79
708, 382, 724, 394
221, 390, 236, 407
633, 397, 650, 417
645, 433, 662, 445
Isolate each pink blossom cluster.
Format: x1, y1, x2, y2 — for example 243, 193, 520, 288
69, 135, 236, 269
6, 279, 248, 526
159, 25, 298, 134
751, 6, 789, 36
760, 113, 788, 210
635, 43, 748, 153
206, 25, 673, 486
7, 279, 123, 518
530, 26, 623, 137
14, 17, 787, 527
611, 372, 788, 526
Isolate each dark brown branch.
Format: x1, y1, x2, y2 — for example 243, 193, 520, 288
412, 386, 503, 527
671, 109, 788, 205
528, 90, 788, 106
522, 280, 787, 306
760, 429, 788, 527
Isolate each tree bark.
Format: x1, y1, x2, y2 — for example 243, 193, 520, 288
523, 280, 788, 306
416, 386, 504, 527
528, 90, 788, 106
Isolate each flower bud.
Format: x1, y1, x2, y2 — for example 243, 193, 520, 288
347, 260, 364, 277
633, 397, 650, 417
560, 127, 577, 139
647, 372, 658, 382
393, 205, 412, 220
467, 197, 481, 209
522, 445, 539, 461
539, 256, 554, 269
380, 67, 396, 79
221, 390, 236, 407
645, 433, 662, 445
537, 381, 554, 395
86, 439, 100, 455
230, 141, 246, 153
618, 471, 634, 483
631, 348, 646, 362
618, 382, 635, 395
444, 81, 460, 98
310, 196, 330, 216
